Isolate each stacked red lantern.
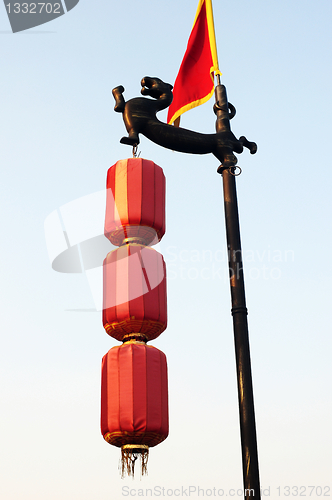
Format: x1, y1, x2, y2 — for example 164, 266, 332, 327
101, 158, 169, 477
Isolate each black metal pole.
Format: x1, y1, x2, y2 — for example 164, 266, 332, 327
215, 79, 261, 500
222, 169, 261, 499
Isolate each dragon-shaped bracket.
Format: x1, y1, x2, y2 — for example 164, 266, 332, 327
112, 76, 257, 172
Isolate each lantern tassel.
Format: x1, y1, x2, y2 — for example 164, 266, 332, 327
120, 445, 149, 478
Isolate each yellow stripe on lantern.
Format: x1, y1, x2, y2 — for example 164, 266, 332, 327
114, 160, 129, 223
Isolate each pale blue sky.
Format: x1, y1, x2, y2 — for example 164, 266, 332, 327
0, 1, 331, 499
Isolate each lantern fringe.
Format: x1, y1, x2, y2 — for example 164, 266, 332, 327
120, 445, 149, 478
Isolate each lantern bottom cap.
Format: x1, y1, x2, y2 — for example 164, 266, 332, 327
122, 444, 149, 452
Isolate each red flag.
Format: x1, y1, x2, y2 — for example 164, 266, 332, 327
167, 0, 221, 126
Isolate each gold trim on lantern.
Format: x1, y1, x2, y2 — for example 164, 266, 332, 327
122, 444, 149, 452
103, 430, 167, 448
106, 225, 160, 247
122, 333, 148, 343
122, 237, 149, 246
104, 319, 166, 342
122, 339, 146, 345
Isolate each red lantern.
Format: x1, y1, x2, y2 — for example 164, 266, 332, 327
102, 158, 169, 477
105, 158, 166, 246
103, 244, 167, 342
101, 341, 168, 476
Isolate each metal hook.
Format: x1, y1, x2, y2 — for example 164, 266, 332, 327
229, 165, 242, 176
132, 145, 141, 158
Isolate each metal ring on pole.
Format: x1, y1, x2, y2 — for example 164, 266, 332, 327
229, 165, 242, 176
231, 306, 248, 316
